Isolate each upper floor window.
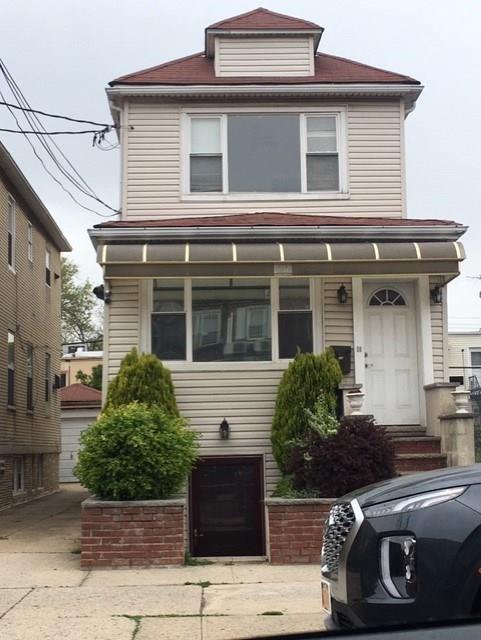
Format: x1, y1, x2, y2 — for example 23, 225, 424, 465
45, 352, 51, 403
26, 344, 34, 411
185, 112, 344, 196
45, 248, 51, 286
7, 196, 15, 269
27, 222, 33, 263
7, 331, 15, 406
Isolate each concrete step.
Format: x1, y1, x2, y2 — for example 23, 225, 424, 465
391, 436, 442, 455
383, 425, 428, 437
394, 453, 447, 473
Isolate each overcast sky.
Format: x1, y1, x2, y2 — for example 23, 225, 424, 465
1, 0, 480, 330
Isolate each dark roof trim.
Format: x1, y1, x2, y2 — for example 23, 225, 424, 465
0, 141, 71, 252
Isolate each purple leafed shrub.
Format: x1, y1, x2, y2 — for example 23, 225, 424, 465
285, 416, 396, 498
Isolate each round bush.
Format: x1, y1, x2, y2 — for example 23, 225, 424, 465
75, 403, 198, 500
285, 416, 395, 497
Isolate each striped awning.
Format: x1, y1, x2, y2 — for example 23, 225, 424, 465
98, 240, 464, 278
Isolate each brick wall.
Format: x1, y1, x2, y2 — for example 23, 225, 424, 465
81, 498, 185, 569
266, 498, 333, 564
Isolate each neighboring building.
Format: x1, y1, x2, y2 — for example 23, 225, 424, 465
89, 9, 467, 556
61, 349, 103, 387
0, 140, 71, 510
448, 331, 481, 388
59, 383, 101, 483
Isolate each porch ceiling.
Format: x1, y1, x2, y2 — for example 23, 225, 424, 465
97, 240, 464, 280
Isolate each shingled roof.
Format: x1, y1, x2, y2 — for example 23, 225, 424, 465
110, 8, 419, 87
96, 212, 462, 229
60, 383, 101, 409
206, 7, 322, 31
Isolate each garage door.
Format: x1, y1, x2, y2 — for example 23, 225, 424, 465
60, 414, 95, 482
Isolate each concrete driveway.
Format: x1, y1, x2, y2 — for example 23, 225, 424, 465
0, 485, 326, 640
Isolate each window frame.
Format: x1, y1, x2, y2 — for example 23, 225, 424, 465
181, 107, 348, 201
7, 195, 16, 271
45, 248, 51, 287
26, 344, 34, 412
12, 457, 25, 495
27, 222, 34, 263
45, 352, 51, 404
7, 330, 15, 407
144, 277, 322, 367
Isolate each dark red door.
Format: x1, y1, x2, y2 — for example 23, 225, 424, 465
190, 457, 265, 557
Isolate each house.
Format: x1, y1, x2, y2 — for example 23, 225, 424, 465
448, 331, 481, 388
89, 8, 467, 557
61, 349, 103, 387
0, 139, 71, 509
59, 383, 101, 483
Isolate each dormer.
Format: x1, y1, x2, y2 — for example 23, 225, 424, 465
205, 8, 323, 77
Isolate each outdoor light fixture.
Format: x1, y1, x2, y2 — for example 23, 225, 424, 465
337, 284, 348, 304
219, 418, 230, 440
430, 285, 443, 304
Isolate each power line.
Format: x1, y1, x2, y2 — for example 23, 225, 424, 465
0, 126, 112, 136
0, 59, 119, 217
0, 99, 114, 127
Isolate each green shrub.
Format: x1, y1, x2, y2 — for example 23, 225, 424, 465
271, 350, 342, 471
304, 392, 339, 441
104, 348, 178, 416
285, 416, 395, 498
75, 403, 198, 500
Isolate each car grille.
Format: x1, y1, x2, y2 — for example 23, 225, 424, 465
322, 502, 356, 576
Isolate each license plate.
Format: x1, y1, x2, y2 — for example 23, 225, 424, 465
321, 580, 332, 614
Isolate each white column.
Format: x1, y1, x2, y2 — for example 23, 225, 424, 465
352, 277, 365, 388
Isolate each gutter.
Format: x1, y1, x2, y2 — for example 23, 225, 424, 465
89, 224, 467, 247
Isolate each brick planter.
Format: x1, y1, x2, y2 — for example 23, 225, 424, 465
81, 497, 185, 569
266, 498, 333, 564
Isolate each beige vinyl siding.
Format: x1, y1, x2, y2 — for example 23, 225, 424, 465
430, 276, 447, 382
106, 280, 140, 379
124, 99, 403, 218
323, 279, 354, 384
216, 36, 313, 77
172, 367, 285, 494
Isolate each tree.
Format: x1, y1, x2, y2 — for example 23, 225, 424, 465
104, 348, 179, 417
61, 257, 102, 345
271, 350, 343, 472
75, 364, 103, 390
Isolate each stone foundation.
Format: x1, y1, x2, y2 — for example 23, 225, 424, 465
266, 498, 333, 564
81, 497, 185, 569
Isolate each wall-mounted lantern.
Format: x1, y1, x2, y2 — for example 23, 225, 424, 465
219, 418, 230, 440
337, 284, 348, 304
430, 285, 443, 304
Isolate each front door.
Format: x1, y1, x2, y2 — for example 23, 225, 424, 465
190, 457, 265, 557
364, 283, 420, 425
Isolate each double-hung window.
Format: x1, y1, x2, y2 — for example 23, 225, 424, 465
7, 331, 15, 406
151, 279, 186, 360
45, 249, 51, 286
26, 344, 34, 411
7, 196, 15, 269
278, 279, 313, 358
186, 112, 343, 196
12, 457, 24, 494
45, 353, 51, 403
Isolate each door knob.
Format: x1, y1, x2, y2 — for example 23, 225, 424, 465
365, 363, 374, 369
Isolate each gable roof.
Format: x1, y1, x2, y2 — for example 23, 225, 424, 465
110, 50, 419, 86
207, 7, 322, 31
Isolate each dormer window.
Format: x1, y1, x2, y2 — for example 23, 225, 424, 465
184, 110, 346, 198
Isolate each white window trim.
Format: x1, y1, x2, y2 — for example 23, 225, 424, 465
144, 276, 322, 370
181, 107, 349, 201
7, 195, 16, 273
45, 248, 51, 288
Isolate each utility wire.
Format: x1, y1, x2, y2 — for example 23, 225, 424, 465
0, 59, 119, 216
0, 99, 113, 127
0, 127, 112, 136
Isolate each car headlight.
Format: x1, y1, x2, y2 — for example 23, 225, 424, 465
364, 486, 466, 518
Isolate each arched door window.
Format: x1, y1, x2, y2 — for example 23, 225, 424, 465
368, 288, 406, 306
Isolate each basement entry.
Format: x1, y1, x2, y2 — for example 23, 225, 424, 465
190, 456, 265, 557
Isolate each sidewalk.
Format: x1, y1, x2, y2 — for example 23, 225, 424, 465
0, 486, 326, 640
